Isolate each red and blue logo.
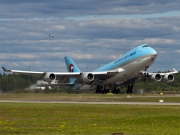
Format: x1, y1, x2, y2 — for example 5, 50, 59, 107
69, 64, 74, 72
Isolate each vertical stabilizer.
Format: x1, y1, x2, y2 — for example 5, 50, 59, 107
64, 55, 81, 85
64, 55, 81, 72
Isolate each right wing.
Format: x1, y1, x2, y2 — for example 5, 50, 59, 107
2, 67, 45, 76
2, 66, 81, 82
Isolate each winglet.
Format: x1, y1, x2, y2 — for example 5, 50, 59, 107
173, 68, 178, 72
172, 68, 178, 74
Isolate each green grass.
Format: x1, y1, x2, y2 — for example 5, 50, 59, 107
0, 103, 180, 135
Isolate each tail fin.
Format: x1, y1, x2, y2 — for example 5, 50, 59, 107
64, 55, 81, 72
64, 55, 81, 84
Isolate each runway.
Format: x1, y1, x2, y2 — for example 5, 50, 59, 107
0, 100, 180, 105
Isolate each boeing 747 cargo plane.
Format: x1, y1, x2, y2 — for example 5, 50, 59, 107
2, 44, 178, 94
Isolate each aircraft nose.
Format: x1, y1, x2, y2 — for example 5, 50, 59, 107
148, 47, 157, 62
150, 47, 157, 56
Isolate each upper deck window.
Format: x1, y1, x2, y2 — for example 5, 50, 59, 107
142, 45, 149, 48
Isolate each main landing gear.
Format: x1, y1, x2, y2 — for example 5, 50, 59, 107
126, 85, 133, 94
126, 78, 136, 95
112, 86, 120, 94
96, 78, 135, 94
96, 85, 109, 94
96, 85, 120, 94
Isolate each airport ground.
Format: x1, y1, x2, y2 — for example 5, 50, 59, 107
0, 93, 180, 135
0, 92, 180, 103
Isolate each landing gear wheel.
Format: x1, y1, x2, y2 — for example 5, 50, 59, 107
96, 85, 102, 93
116, 89, 120, 94
127, 85, 133, 94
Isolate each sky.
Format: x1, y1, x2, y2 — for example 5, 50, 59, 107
0, 0, 180, 73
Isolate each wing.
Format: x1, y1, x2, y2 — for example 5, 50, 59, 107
2, 67, 45, 76
139, 68, 178, 83
2, 66, 81, 82
2, 66, 125, 84
47, 68, 125, 86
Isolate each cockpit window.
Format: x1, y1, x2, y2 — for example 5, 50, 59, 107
142, 45, 149, 48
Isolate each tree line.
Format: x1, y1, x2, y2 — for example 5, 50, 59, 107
0, 72, 179, 93
0, 74, 40, 93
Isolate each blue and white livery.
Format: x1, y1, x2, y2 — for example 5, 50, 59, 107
2, 44, 178, 94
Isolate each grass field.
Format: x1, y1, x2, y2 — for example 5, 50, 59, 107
0, 102, 180, 135
0, 93, 180, 135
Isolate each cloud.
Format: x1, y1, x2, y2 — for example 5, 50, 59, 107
176, 50, 180, 53
0, 1, 180, 72
1, 0, 180, 19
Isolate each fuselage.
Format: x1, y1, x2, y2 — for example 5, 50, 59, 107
80, 44, 157, 90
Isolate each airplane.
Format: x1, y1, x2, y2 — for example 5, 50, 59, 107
49, 34, 54, 38
2, 44, 178, 94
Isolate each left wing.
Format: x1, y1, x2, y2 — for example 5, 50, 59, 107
139, 68, 178, 83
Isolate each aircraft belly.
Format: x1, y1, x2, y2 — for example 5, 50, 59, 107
80, 85, 95, 90
103, 56, 155, 85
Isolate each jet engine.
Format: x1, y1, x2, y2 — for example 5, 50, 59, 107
163, 74, 174, 83
151, 73, 162, 82
81, 73, 94, 83
44, 72, 56, 82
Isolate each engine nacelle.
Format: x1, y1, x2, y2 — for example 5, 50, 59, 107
163, 74, 174, 83
44, 72, 56, 82
81, 73, 94, 83
151, 73, 162, 82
